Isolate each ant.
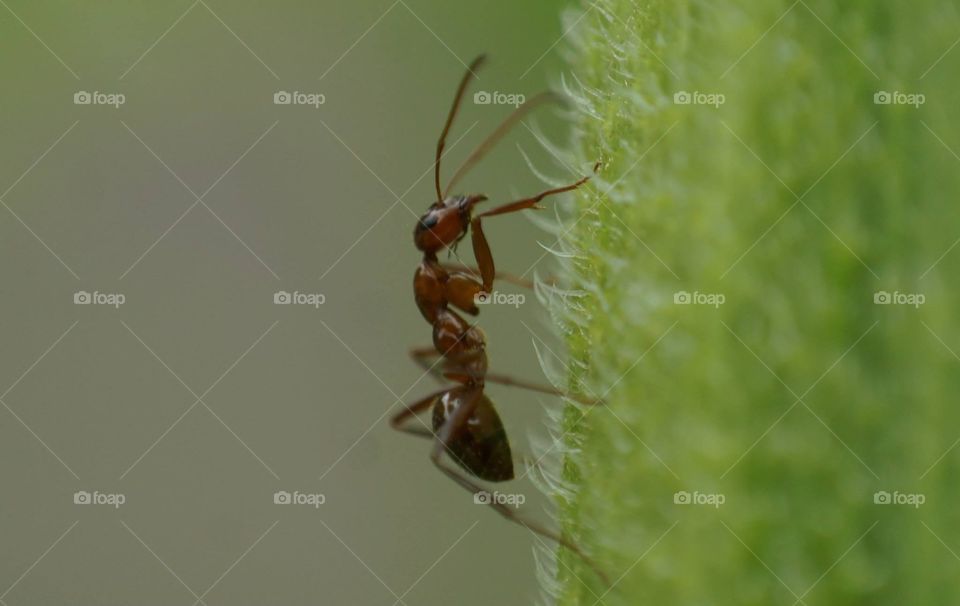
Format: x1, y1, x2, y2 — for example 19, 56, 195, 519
390, 54, 606, 583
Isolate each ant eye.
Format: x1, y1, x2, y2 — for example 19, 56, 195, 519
418, 215, 439, 231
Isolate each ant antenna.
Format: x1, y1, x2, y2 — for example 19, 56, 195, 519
435, 54, 487, 202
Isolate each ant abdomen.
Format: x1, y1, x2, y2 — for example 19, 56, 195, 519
432, 388, 513, 482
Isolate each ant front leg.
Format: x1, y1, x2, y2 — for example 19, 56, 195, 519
470, 216, 497, 293
429, 388, 610, 585
470, 167, 598, 291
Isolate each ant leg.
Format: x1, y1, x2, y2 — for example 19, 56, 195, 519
435, 55, 487, 201
441, 263, 557, 316
477, 165, 598, 219
483, 372, 603, 406
470, 216, 497, 292
444, 92, 562, 197
390, 388, 448, 439
409, 346, 451, 386
413, 347, 603, 405
439, 262, 556, 290
470, 167, 598, 290
409, 346, 439, 371
441, 270, 544, 315
410, 346, 489, 386
450, 366, 602, 406
429, 388, 610, 585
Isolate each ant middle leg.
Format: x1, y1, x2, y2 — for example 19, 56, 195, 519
483, 372, 603, 406
409, 346, 444, 380
408, 347, 602, 405
439, 262, 540, 290
408, 345, 481, 385
442, 268, 552, 316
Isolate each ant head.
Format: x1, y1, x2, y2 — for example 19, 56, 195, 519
414, 194, 487, 253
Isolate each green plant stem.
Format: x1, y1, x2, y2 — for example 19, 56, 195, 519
546, 1, 960, 604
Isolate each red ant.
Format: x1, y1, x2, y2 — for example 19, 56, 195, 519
390, 54, 606, 582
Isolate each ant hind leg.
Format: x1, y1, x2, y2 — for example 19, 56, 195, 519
429, 388, 610, 585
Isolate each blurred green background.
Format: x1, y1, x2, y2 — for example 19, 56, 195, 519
0, 1, 580, 604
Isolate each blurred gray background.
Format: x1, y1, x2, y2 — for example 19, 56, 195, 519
0, 1, 582, 604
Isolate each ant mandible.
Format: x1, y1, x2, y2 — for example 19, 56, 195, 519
390, 54, 606, 582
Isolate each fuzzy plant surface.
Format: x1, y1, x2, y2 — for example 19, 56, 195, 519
540, 0, 960, 604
